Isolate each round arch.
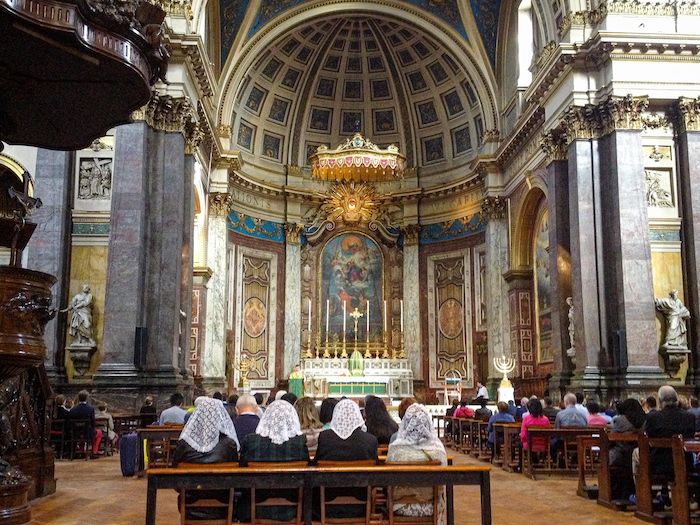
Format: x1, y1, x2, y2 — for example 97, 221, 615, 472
216, 1, 500, 133
511, 183, 547, 271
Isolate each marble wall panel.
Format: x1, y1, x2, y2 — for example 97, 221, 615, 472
283, 242, 301, 376
403, 244, 422, 376
202, 214, 228, 383
486, 219, 511, 379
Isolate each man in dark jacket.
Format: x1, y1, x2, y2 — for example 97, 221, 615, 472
233, 394, 260, 444
644, 385, 696, 478
68, 390, 102, 456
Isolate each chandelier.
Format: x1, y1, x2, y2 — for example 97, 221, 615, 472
309, 133, 405, 182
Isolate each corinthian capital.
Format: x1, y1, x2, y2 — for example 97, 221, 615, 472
401, 224, 421, 246
284, 223, 304, 245
540, 129, 568, 162
597, 95, 649, 135
208, 192, 232, 216
482, 196, 507, 220
674, 97, 700, 133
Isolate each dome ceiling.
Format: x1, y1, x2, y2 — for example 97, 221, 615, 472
229, 14, 488, 178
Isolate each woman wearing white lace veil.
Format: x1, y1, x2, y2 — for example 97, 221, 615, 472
171, 397, 240, 521
314, 398, 378, 519
387, 403, 447, 524
239, 400, 310, 522
173, 397, 239, 464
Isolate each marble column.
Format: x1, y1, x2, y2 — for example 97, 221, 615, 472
180, 154, 195, 380
97, 122, 149, 384
483, 197, 511, 393
402, 225, 421, 377
567, 135, 607, 391
26, 149, 73, 383
283, 224, 302, 377
201, 194, 229, 390
674, 97, 700, 386
599, 126, 663, 387
542, 132, 573, 398
141, 130, 191, 384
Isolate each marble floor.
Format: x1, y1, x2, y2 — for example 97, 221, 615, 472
28, 453, 643, 525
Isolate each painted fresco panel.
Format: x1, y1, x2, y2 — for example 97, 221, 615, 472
534, 209, 552, 363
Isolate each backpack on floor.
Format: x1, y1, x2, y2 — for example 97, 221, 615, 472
119, 431, 138, 477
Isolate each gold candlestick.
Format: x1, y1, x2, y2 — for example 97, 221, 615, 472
382, 331, 389, 359
398, 331, 406, 359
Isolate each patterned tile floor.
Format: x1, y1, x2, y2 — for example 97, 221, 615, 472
28, 452, 642, 524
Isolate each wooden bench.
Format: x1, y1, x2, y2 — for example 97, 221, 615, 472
136, 426, 183, 477
597, 431, 640, 511
576, 434, 602, 499
635, 434, 700, 525
432, 415, 448, 443
496, 423, 522, 473
146, 463, 492, 525
525, 427, 604, 480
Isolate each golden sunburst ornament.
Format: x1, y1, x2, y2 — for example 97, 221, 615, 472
322, 182, 380, 223
309, 133, 405, 182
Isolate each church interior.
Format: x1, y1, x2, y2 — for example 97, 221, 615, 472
2, 0, 700, 523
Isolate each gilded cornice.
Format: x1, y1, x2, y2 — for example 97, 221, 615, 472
196, 102, 221, 159
185, 45, 214, 98
229, 170, 285, 197
496, 107, 545, 168
673, 96, 700, 133
284, 223, 304, 245
481, 196, 507, 221
482, 129, 501, 144
208, 192, 232, 216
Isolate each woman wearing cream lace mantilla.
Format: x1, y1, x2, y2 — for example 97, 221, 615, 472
387, 403, 447, 524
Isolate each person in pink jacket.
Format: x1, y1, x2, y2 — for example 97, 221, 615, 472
520, 399, 550, 452
454, 399, 475, 419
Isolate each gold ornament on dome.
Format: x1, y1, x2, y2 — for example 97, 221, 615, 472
309, 133, 405, 182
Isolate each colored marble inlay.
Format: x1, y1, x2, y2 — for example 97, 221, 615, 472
419, 213, 486, 244
227, 211, 285, 242
72, 222, 110, 236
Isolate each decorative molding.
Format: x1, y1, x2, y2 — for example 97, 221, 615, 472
497, 107, 545, 168
535, 41, 558, 69
674, 96, 700, 133
284, 223, 304, 245
217, 125, 232, 138
228, 211, 285, 242
154, 0, 192, 19
185, 45, 214, 97
481, 196, 507, 220
482, 129, 501, 144
419, 214, 485, 244
642, 113, 671, 131
208, 192, 232, 216
597, 95, 649, 134
539, 129, 568, 162
402, 224, 421, 246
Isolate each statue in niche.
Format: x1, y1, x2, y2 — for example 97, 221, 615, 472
78, 159, 112, 200
655, 290, 691, 376
645, 170, 673, 208
566, 296, 575, 358
655, 290, 690, 349
62, 284, 95, 346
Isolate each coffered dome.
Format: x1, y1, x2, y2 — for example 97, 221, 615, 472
223, 12, 494, 183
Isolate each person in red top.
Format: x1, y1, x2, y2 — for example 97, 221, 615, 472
454, 399, 474, 419
520, 399, 550, 452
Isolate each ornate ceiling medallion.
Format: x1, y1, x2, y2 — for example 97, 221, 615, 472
309, 133, 405, 182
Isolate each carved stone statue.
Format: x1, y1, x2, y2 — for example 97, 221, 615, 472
655, 290, 691, 376
61, 284, 97, 377
566, 297, 575, 358
62, 284, 95, 346
655, 290, 690, 349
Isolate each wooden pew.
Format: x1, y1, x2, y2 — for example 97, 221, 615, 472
597, 431, 639, 511
576, 434, 602, 499
670, 437, 700, 525
146, 463, 493, 525
635, 433, 674, 525
136, 426, 183, 477
432, 415, 447, 443
498, 423, 522, 473
525, 427, 604, 480
114, 414, 150, 435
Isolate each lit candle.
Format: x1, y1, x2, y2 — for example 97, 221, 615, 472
308, 298, 311, 333
366, 300, 370, 335
400, 299, 404, 333
325, 299, 330, 334
343, 300, 346, 334
383, 300, 387, 333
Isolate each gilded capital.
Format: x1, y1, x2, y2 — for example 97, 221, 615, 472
540, 130, 568, 161
597, 95, 649, 135
402, 224, 421, 246
560, 105, 598, 144
184, 120, 203, 155
145, 93, 195, 133
208, 192, 232, 216
217, 125, 232, 138
284, 223, 304, 245
674, 97, 700, 133
482, 196, 507, 221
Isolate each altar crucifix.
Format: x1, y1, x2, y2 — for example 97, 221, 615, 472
349, 308, 365, 376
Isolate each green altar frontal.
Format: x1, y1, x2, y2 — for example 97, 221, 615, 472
328, 381, 387, 395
